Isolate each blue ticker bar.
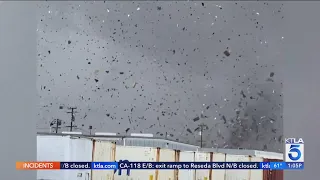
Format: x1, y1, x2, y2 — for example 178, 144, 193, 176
118, 162, 260, 169
261, 162, 304, 170
60, 162, 91, 169
283, 162, 304, 170
91, 162, 118, 170
59, 161, 303, 170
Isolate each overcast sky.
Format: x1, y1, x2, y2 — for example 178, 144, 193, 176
36, 2, 284, 152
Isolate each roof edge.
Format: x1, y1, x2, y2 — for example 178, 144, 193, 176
37, 132, 283, 157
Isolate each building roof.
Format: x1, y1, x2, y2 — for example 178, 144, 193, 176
37, 132, 283, 159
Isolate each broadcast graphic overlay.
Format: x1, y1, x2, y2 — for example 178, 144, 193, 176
16, 159, 305, 172
284, 137, 304, 170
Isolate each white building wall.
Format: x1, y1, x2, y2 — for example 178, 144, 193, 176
250, 156, 264, 180
113, 146, 156, 180
194, 152, 211, 180
212, 153, 226, 180
66, 137, 93, 180
37, 135, 284, 180
37, 135, 69, 180
225, 155, 251, 180
178, 152, 195, 180
37, 135, 92, 180
157, 149, 176, 180
92, 140, 115, 180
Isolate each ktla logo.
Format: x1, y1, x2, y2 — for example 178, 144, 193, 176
285, 138, 304, 162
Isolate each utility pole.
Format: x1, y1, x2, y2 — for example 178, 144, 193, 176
200, 125, 203, 148
195, 123, 209, 148
50, 119, 62, 133
66, 107, 78, 131
55, 119, 60, 133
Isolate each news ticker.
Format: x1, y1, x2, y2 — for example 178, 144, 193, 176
16, 161, 304, 170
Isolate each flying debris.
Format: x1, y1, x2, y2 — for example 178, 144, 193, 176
125, 128, 130, 133
186, 128, 192, 134
200, 114, 208, 118
193, 116, 200, 122
270, 72, 275, 77
132, 82, 137, 88
37, 3, 283, 152
223, 50, 230, 56
221, 115, 227, 124
240, 90, 246, 98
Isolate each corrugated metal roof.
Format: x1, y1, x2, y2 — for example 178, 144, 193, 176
199, 147, 258, 155
37, 132, 283, 157
255, 150, 283, 160
38, 132, 189, 143
199, 148, 283, 160
37, 132, 199, 151
124, 138, 199, 151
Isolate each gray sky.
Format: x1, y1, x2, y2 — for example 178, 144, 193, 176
37, 2, 284, 152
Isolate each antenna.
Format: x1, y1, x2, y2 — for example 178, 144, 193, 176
49, 119, 62, 133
